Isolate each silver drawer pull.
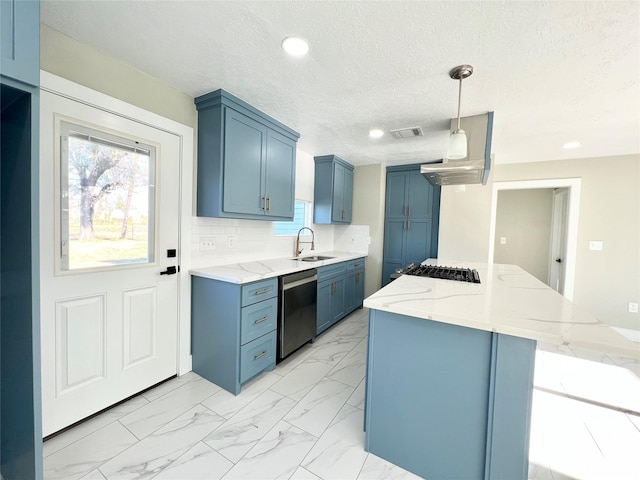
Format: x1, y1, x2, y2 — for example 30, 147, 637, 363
254, 350, 268, 361
254, 288, 271, 295
254, 316, 269, 324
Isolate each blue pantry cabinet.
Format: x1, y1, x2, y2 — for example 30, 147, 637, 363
382, 165, 440, 285
1, 1, 42, 479
194, 89, 299, 220
313, 155, 354, 224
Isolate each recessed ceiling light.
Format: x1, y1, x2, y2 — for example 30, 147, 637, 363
369, 129, 384, 139
562, 141, 581, 149
281, 36, 309, 57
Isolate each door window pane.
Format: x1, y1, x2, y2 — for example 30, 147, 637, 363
60, 122, 156, 271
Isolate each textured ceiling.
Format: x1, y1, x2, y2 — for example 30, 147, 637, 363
41, 1, 640, 166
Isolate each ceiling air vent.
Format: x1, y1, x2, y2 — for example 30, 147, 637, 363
390, 126, 423, 139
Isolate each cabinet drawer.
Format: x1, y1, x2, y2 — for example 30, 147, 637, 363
317, 262, 347, 282
241, 297, 277, 345
241, 278, 277, 306
240, 332, 276, 383
347, 258, 365, 271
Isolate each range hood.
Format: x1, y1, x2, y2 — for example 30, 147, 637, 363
421, 111, 494, 186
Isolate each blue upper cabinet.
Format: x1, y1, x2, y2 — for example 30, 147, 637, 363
0, 0, 40, 86
313, 155, 354, 224
195, 89, 299, 220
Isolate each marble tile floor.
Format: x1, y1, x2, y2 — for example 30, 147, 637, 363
43, 308, 640, 480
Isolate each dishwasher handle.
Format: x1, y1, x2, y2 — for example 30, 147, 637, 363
282, 274, 317, 291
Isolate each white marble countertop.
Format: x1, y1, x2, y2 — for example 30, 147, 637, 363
364, 260, 640, 360
189, 251, 366, 284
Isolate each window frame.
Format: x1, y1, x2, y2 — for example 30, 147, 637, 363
56, 118, 158, 275
273, 200, 312, 236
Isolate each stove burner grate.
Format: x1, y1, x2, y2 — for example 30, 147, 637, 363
404, 265, 481, 284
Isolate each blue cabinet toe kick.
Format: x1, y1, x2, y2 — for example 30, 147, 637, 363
364, 309, 536, 480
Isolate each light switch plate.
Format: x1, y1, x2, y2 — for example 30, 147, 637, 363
500, 237, 507, 245
589, 240, 603, 251
629, 302, 639, 313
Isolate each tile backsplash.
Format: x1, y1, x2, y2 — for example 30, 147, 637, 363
191, 217, 370, 268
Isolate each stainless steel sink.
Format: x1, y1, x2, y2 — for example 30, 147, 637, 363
293, 255, 335, 262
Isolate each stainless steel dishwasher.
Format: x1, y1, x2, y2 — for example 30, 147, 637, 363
278, 269, 317, 361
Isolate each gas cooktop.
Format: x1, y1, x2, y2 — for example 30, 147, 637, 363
404, 265, 481, 284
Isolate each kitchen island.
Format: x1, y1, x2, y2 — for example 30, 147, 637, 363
363, 261, 639, 480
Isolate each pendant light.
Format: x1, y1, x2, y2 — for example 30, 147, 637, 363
447, 64, 473, 160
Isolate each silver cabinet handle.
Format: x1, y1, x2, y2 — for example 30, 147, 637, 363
266, 196, 271, 211
407, 206, 411, 217
254, 316, 269, 324
254, 288, 271, 295
407, 220, 411, 230
261, 196, 266, 211
254, 351, 268, 361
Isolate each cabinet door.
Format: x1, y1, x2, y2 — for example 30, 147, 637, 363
331, 163, 346, 223
264, 129, 295, 219
345, 270, 357, 314
407, 172, 434, 219
223, 109, 266, 216
354, 270, 365, 307
344, 268, 364, 314
0, 0, 39, 86
331, 277, 346, 324
385, 171, 408, 218
343, 167, 353, 223
317, 280, 332, 334
382, 219, 405, 286
405, 219, 433, 267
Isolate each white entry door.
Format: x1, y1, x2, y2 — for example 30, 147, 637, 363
40, 89, 181, 437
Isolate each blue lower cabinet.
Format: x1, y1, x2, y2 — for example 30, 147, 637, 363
365, 309, 535, 480
191, 276, 278, 394
316, 259, 365, 335
345, 259, 365, 314
239, 332, 277, 384
316, 279, 332, 334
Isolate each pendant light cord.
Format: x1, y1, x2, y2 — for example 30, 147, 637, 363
456, 77, 462, 131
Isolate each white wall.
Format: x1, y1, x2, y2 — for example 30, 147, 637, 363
352, 164, 386, 296
438, 155, 640, 331
494, 189, 553, 283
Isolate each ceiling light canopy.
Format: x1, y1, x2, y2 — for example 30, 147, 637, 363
447, 64, 473, 160
281, 36, 309, 57
369, 129, 384, 139
562, 141, 581, 149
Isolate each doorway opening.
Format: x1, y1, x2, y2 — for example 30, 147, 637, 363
488, 179, 581, 300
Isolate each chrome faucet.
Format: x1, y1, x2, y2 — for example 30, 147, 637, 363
295, 227, 315, 257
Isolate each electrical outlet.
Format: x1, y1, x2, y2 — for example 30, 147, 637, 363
199, 236, 216, 251
227, 235, 237, 249
629, 302, 639, 313
500, 236, 507, 245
